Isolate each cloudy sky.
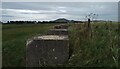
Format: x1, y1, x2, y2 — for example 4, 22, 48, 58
1, 2, 118, 22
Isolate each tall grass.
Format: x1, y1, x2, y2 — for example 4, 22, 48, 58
67, 22, 119, 67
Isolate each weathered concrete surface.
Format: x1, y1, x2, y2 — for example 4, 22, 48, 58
47, 29, 68, 35
54, 24, 68, 29
26, 35, 69, 67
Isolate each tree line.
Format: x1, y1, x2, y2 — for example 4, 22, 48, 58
4, 21, 69, 24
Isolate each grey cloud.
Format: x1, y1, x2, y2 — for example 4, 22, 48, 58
2, 2, 118, 22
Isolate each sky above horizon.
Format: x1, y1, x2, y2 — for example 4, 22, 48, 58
1, 2, 118, 22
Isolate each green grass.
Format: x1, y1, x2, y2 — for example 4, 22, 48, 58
66, 22, 119, 67
0, 24, 2, 68
2, 24, 54, 67
2, 22, 119, 67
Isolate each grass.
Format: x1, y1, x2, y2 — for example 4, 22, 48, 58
2, 24, 54, 67
66, 22, 119, 67
2, 22, 119, 67
0, 24, 2, 68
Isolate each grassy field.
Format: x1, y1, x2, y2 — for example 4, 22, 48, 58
2, 22, 119, 67
2, 24, 54, 67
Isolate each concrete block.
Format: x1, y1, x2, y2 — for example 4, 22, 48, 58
26, 35, 69, 67
47, 29, 68, 35
54, 24, 68, 29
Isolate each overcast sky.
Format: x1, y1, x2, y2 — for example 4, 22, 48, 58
2, 0, 119, 2
1, 2, 118, 22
